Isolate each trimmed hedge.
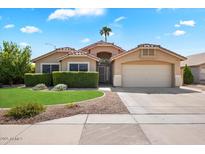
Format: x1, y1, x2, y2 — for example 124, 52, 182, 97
52, 71, 99, 88
24, 73, 52, 87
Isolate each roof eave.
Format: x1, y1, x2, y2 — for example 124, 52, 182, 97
111, 46, 187, 61
58, 54, 100, 62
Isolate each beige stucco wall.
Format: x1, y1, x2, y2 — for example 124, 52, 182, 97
113, 48, 182, 87
199, 64, 205, 84
88, 46, 122, 57
61, 57, 97, 71
35, 52, 67, 73
190, 66, 200, 83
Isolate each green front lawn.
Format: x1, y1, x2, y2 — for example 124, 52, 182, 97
0, 88, 104, 108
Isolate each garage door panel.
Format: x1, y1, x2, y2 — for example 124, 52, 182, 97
122, 64, 172, 87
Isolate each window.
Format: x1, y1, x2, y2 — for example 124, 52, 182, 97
42, 64, 59, 73
141, 49, 155, 56
70, 64, 79, 71
68, 63, 89, 71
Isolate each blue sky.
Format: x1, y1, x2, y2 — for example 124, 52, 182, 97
0, 8, 205, 58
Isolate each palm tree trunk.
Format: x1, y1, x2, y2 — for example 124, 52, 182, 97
105, 34, 107, 42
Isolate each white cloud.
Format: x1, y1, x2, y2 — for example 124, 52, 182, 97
48, 8, 105, 21
174, 24, 180, 27
20, 42, 30, 47
110, 16, 126, 28
173, 30, 186, 36
20, 26, 41, 33
179, 20, 195, 27
4, 24, 15, 29
81, 38, 90, 43
109, 32, 114, 36
114, 16, 126, 22
175, 20, 196, 28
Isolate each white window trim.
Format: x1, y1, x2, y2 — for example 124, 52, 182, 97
67, 62, 90, 71
40, 63, 60, 73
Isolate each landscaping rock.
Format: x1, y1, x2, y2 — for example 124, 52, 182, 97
51, 84, 67, 91
32, 84, 48, 90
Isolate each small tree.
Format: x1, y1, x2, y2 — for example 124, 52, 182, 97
0, 41, 32, 85
100, 26, 112, 42
183, 64, 194, 84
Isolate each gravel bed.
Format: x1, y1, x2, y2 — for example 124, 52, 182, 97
0, 92, 129, 124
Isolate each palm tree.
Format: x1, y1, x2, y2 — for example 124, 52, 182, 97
100, 26, 112, 42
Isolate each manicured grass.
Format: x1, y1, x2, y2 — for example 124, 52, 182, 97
0, 88, 104, 108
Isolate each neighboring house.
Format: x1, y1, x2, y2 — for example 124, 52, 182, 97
181, 52, 205, 84
32, 41, 186, 87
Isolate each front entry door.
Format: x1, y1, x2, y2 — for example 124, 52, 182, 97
98, 65, 110, 83
99, 66, 105, 83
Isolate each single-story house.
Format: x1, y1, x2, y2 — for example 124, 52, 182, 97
181, 52, 205, 84
32, 40, 186, 87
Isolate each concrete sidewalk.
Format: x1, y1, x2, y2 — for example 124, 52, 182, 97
2, 114, 205, 145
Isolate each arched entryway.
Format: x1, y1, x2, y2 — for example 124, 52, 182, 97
96, 52, 112, 84
97, 52, 112, 59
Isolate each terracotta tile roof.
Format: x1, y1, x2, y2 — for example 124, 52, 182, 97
58, 50, 100, 61
181, 52, 205, 67
137, 43, 161, 48
80, 40, 125, 52
56, 47, 76, 51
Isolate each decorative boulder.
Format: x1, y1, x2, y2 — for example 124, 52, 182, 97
32, 83, 48, 90
52, 84, 67, 91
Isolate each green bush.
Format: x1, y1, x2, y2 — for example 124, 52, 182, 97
183, 64, 194, 84
6, 103, 45, 119
66, 102, 79, 108
24, 73, 52, 87
52, 71, 99, 88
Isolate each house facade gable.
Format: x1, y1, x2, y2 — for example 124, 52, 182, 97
112, 46, 184, 87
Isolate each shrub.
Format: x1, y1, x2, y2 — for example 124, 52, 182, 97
32, 84, 48, 90
6, 103, 45, 119
24, 73, 52, 87
52, 71, 99, 88
52, 84, 67, 91
183, 65, 194, 84
66, 103, 79, 108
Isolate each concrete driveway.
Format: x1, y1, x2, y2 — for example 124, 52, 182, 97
112, 87, 205, 144
115, 87, 205, 114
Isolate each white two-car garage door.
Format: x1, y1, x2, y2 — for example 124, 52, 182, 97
122, 64, 172, 87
